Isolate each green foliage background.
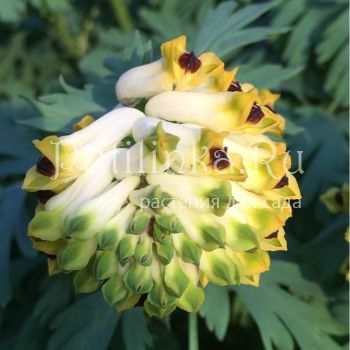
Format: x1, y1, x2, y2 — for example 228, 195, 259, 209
0, 0, 348, 349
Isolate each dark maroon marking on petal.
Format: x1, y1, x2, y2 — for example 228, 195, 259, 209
36, 156, 56, 177
266, 105, 276, 113
274, 175, 289, 189
178, 51, 201, 73
37, 190, 56, 204
335, 191, 344, 206
47, 254, 56, 259
265, 230, 278, 239
228, 81, 242, 92
139, 176, 148, 188
147, 216, 155, 237
135, 294, 148, 307
209, 147, 230, 170
246, 103, 265, 124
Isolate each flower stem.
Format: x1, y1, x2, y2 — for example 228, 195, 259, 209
189, 313, 199, 350
110, 0, 134, 32
53, 15, 80, 58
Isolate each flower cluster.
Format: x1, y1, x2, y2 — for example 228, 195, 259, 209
23, 35, 301, 317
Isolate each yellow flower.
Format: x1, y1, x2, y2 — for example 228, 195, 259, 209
116, 35, 235, 105
22, 108, 144, 192
320, 184, 349, 213
23, 35, 301, 317
132, 117, 246, 181
145, 90, 285, 136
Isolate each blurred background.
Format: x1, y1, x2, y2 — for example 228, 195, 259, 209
0, 0, 348, 349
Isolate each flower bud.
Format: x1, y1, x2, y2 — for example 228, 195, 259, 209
118, 234, 138, 265
143, 259, 177, 316
128, 209, 152, 234
98, 203, 136, 250
156, 211, 184, 233
64, 176, 140, 239
170, 202, 226, 251
144, 299, 177, 318
235, 249, 270, 276
28, 209, 63, 241
57, 238, 97, 271
200, 249, 242, 286
102, 274, 129, 306
172, 232, 202, 265
73, 261, 100, 293
135, 233, 153, 266
155, 240, 174, 265
163, 257, 190, 297
123, 263, 153, 294
95, 250, 118, 280
176, 282, 205, 313
147, 173, 232, 216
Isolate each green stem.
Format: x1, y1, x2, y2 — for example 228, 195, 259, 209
326, 100, 338, 115
189, 313, 199, 350
53, 15, 80, 58
110, 0, 134, 32
52, 5, 99, 59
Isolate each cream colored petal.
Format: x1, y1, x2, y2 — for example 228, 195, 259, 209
116, 60, 173, 105
145, 91, 255, 132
